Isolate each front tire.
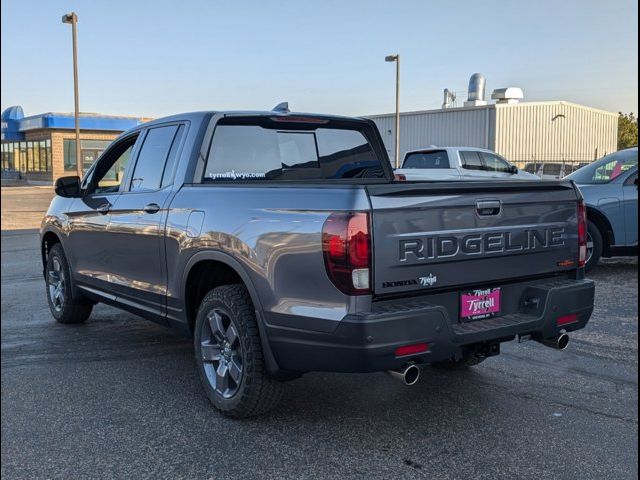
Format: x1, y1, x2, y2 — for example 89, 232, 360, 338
585, 220, 603, 272
45, 244, 93, 324
194, 285, 284, 418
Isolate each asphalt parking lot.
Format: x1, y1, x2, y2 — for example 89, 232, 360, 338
1, 187, 638, 479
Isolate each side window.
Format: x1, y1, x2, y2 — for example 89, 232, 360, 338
593, 153, 638, 182
130, 125, 179, 191
543, 164, 562, 176
161, 124, 185, 188
91, 135, 138, 195
480, 152, 511, 172
460, 151, 484, 171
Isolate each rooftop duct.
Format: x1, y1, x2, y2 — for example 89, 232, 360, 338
464, 73, 487, 107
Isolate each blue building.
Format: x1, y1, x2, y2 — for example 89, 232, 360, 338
1, 106, 150, 183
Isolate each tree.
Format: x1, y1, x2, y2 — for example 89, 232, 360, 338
618, 112, 638, 150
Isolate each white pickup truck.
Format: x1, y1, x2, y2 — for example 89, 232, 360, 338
395, 146, 540, 181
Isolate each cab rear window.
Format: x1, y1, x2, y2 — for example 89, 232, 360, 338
402, 151, 450, 169
202, 117, 386, 182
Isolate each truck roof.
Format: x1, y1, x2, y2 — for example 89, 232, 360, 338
405, 146, 498, 157
138, 110, 367, 130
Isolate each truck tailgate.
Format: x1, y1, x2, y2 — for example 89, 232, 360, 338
366, 181, 580, 295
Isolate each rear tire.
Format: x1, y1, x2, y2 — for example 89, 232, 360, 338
45, 244, 93, 324
585, 220, 603, 272
194, 284, 284, 418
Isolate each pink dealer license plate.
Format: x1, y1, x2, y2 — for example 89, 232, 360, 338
460, 288, 501, 321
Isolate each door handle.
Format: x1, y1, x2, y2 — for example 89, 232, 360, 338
97, 203, 111, 215
143, 203, 161, 214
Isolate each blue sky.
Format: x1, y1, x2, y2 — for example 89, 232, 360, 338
1, 0, 637, 118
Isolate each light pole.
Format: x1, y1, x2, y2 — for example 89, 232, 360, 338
385, 54, 400, 168
62, 12, 82, 178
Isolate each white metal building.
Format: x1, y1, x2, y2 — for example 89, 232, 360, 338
367, 101, 618, 168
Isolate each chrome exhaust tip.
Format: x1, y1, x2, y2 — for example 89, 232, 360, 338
536, 333, 570, 350
387, 363, 421, 385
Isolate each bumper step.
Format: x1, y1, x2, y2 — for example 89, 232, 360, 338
452, 313, 537, 336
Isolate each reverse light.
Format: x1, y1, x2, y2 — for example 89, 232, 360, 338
577, 201, 587, 267
322, 212, 371, 295
395, 343, 429, 357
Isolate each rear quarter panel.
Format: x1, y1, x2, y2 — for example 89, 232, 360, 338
165, 185, 371, 333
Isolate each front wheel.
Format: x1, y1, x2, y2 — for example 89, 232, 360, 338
194, 285, 284, 418
45, 244, 93, 324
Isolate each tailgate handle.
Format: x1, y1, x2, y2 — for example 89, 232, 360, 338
476, 200, 501, 216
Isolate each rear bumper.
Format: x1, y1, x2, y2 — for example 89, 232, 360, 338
266, 278, 595, 373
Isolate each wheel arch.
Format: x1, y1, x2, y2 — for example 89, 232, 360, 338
41, 229, 63, 275
181, 250, 283, 376
586, 206, 614, 255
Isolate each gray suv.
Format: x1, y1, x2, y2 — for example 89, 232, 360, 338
41, 109, 595, 417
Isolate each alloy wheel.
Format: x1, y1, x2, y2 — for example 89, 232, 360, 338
48, 258, 65, 312
586, 232, 594, 265
200, 309, 243, 398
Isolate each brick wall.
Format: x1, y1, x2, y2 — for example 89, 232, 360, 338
8, 128, 133, 184
46, 130, 121, 181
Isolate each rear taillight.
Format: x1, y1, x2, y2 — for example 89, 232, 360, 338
394, 173, 406, 181
322, 212, 371, 295
577, 201, 587, 267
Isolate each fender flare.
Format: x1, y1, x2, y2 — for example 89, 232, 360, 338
40, 226, 87, 299
40, 226, 64, 262
181, 250, 283, 376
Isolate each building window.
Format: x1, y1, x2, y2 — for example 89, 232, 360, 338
44, 139, 51, 171
64, 139, 113, 172
33, 141, 40, 172
2, 139, 53, 173
26, 142, 32, 171
18, 142, 26, 172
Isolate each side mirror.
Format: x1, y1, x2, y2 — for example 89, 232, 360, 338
54, 176, 82, 198
509, 165, 518, 174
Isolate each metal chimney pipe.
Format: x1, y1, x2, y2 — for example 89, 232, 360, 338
467, 73, 486, 102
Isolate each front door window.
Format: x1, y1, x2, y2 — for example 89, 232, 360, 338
86, 135, 138, 195
64, 139, 114, 173
96, 145, 134, 193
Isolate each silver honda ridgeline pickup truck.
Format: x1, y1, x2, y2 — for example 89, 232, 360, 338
41, 109, 595, 418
